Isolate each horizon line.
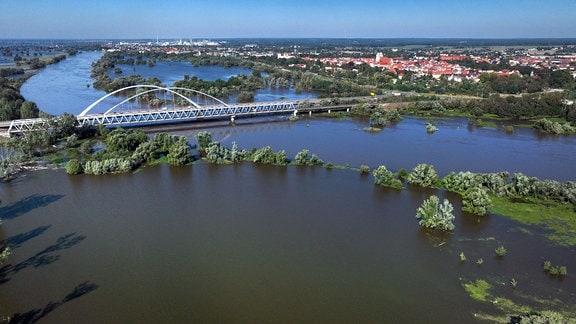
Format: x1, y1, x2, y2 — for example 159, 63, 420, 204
2, 37, 576, 41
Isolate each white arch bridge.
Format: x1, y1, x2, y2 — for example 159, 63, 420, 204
2, 85, 341, 136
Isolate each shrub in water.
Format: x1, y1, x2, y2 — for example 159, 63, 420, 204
462, 186, 492, 216
495, 245, 507, 257
415, 195, 455, 231
65, 159, 82, 175
407, 163, 438, 187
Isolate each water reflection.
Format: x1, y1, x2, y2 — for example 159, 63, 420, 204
9, 281, 99, 324
0, 195, 63, 221
0, 232, 86, 283
0, 163, 574, 322
1, 225, 51, 250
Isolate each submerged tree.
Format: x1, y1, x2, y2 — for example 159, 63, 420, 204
373, 165, 402, 189
293, 149, 323, 166
195, 131, 212, 151
250, 146, 288, 166
462, 186, 492, 216
167, 138, 193, 166
407, 163, 438, 187
416, 195, 455, 231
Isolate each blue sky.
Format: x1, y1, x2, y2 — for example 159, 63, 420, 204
1, 0, 575, 39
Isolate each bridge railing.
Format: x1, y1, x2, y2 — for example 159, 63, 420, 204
2, 99, 353, 135
77, 101, 300, 126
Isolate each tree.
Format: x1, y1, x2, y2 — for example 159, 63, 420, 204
274, 150, 288, 166
65, 159, 82, 175
132, 141, 158, 163
461, 186, 492, 216
0, 97, 22, 121
195, 131, 212, 151
252, 146, 274, 164
415, 195, 455, 231
511, 173, 537, 198
153, 133, 178, 152
167, 139, 193, 166
237, 91, 255, 103
510, 310, 571, 324
19, 101, 39, 119
105, 128, 148, 156
204, 142, 231, 164
51, 113, 79, 139
373, 165, 402, 189
294, 149, 311, 165
0, 145, 23, 179
442, 171, 478, 193
294, 149, 323, 166
549, 69, 576, 89
407, 163, 438, 187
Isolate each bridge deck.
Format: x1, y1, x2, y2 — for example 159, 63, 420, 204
3, 100, 352, 135
77, 101, 300, 127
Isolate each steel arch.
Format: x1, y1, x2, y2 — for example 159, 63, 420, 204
79, 84, 229, 116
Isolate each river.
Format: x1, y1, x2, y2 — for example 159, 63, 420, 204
20, 51, 316, 116
2, 51, 575, 323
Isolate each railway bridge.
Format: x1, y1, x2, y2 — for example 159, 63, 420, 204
1, 85, 351, 136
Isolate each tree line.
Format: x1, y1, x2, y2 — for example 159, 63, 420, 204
0, 77, 40, 121
68, 128, 193, 175
90, 52, 266, 102
0, 51, 76, 121
2, 124, 574, 235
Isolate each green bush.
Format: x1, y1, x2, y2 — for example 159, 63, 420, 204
511, 311, 571, 323
373, 165, 403, 189
79, 140, 95, 155
415, 195, 455, 231
65, 159, 82, 175
83, 158, 134, 175
462, 186, 492, 216
397, 168, 409, 180
425, 122, 438, 133
0, 247, 11, 265
442, 171, 478, 193
359, 165, 371, 174
105, 128, 148, 156
195, 131, 212, 150
132, 141, 159, 163
407, 163, 438, 187
533, 118, 574, 134
167, 140, 193, 166
495, 245, 507, 257
294, 149, 310, 165
549, 266, 559, 276
65, 134, 79, 148
370, 109, 403, 127
204, 142, 231, 164
294, 149, 323, 166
